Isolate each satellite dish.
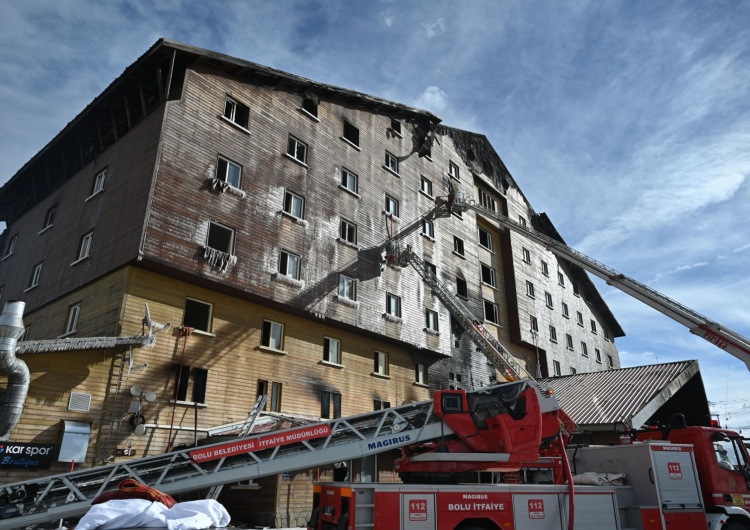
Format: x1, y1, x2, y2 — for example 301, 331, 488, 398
134, 424, 147, 436
130, 385, 142, 397
143, 391, 156, 403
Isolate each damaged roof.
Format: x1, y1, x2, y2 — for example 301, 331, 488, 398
541, 360, 711, 431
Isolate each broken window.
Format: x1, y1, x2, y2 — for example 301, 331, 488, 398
421, 175, 433, 196
75, 232, 93, 262
321, 390, 341, 419
425, 309, 439, 332
223, 97, 250, 129
217, 156, 242, 188
449, 161, 459, 180
64, 303, 81, 335
385, 293, 401, 318
456, 277, 468, 298
484, 300, 499, 325
287, 135, 308, 164
183, 298, 213, 333
324, 337, 341, 364
3, 234, 17, 258
390, 119, 402, 136
339, 218, 357, 245
530, 315, 539, 332
341, 168, 358, 194
374, 398, 391, 410
481, 263, 496, 287
453, 236, 465, 256
423, 260, 437, 279
385, 151, 399, 174
261, 319, 284, 350
301, 98, 318, 118
90, 169, 106, 196
42, 206, 57, 231
206, 221, 234, 254
374, 351, 389, 376
338, 274, 357, 300
479, 189, 496, 211
278, 249, 301, 280
478, 227, 492, 250
385, 195, 399, 217
343, 120, 359, 147
283, 190, 305, 219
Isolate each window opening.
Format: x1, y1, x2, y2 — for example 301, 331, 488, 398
183, 298, 213, 333
374, 351, 389, 376
385, 151, 399, 173
223, 97, 249, 129
302, 98, 318, 117
207, 221, 234, 254
217, 156, 242, 188
386, 293, 402, 318
324, 337, 341, 364
77, 232, 93, 261
339, 218, 357, 244
341, 168, 358, 193
484, 300, 499, 324
343, 120, 359, 146
385, 194, 400, 217
449, 161, 459, 180
261, 320, 284, 350
338, 274, 357, 300
456, 277, 468, 298
422, 219, 434, 238
481, 263, 496, 287
421, 176, 433, 196
91, 169, 106, 196
287, 135, 308, 164
425, 309, 439, 332
478, 227, 492, 250
415, 362, 427, 385
453, 236, 465, 256
283, 190, 305, 218
279, 249, 301, 279
65, 303, 81, 335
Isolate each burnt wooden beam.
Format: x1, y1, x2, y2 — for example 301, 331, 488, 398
96, 120, 104, 152
139, 79, 147, 117
156, 67, 164, 104
77, 135, 85, 167
124, 94, 132, 130
45, 161, 52, 195
110, 106, 118, 142
164, 49, 176, 100
60, 149, 68, 180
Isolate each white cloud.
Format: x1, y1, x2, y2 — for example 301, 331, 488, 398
423, 18, 446, 38
413, 86, 447, 113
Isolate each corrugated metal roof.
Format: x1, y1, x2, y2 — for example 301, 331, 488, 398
540, 360, 701, 429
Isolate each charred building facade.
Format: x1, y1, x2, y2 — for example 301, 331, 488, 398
0, 39, 623, 526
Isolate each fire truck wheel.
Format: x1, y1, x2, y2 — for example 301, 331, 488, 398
724, 520, 747, 530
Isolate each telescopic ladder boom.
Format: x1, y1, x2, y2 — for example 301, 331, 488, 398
449, 194, 750, 371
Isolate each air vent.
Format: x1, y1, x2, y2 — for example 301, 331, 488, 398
68, 392, 92, 412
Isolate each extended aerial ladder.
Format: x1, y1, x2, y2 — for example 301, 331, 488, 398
0, 381, 554, 529
444, 192, 750, 371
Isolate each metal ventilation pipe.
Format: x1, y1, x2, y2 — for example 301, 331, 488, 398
0, 301, 29, 441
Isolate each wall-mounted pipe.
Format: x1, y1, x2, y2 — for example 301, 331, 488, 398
0, 301, 29, 440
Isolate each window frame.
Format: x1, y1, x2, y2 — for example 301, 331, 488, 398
74, 231, 93, 263
415, 362, 428, 385
183, 298, 214, 334
42, 205, 57, 231
480, 263, 496, 287
385, 292, 402, 318
342, 120, 360, 148
526, 281, 535, 298
420, 176, 433, 197
544, 291, 553, 308
522, 247, 531, 263
301, 98, 318, 119
558, 271, 565, 286
283, 189, 305, 219
478, 189, 496, 212
323, 337, 342, 365
286, 134, 308, 165
338, 274, 357, 301
278, 249, 301, 280
28, 262, 43, 289
64, 302, 81, 336
483, 300, 500, 325
339, 218, 357, 245
595, 348, 602, 363
384, 194, 400, 217
261, 319, 285, 351
453, 236, 465, 257
456, 277, 468, 298
374, 351, 389, 376
581, 342, 589, 357
90, 169, 106, 197
530, 315, 539, 333
341, 167, 358, 194
541, 260, 549, 276
422, 218, 435, 239
478, 227, 492, 251
448, 161, 460, 180
390, 119, 402, 137
425, 309, 439, 332
222, 96, 250, 130
576, 311, 584, 327
549, 325, 558, 343
216, 155, 243, 189
553, 360, 561, 376
384, 151, 399, 175
566, 334, 574, 350
206, 221, 235, 255
590, 319, 598, 334
562, 302, 570, 318
3, 234, 17, 258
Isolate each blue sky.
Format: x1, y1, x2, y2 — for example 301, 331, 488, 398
2, 1, 749, 429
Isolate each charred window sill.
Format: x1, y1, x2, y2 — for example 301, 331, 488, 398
299, 108, 320, 122
340, 137, 361, 151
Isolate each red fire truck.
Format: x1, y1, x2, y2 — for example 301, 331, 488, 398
307, 387, 750, 530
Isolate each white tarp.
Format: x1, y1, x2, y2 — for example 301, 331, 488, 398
75, 499, 230, 530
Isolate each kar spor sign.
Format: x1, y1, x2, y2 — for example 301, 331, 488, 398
190, 424, 332, 462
